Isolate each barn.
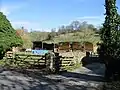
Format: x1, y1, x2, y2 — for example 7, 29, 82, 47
32, 41, 42, 50
32, 41, 54, 50
83, 42, 94, 52
32, 41, 95, 53
58, 42, 70, 51
71, 42, 82, 50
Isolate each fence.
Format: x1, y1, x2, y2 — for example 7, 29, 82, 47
14, 54, 46, 68
6, 51, 14, 59
60, 56, 74, 67
5, 52, 74, 70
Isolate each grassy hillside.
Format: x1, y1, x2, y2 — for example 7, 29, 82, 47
17, 29, 100, 49
44, 30, 100, 44
29, 31, 49, 42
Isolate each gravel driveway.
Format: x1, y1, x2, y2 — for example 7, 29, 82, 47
0, 63, 105, 90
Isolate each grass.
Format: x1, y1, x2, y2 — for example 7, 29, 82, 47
63, 62, 82, 71
44, 30, 100, 44
15, 51, 32, 55
0, 59, 5, 66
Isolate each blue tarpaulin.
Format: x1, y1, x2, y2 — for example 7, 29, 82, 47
32, 50, 49, 55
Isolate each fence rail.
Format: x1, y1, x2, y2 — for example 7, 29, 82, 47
60, 56, 74, 66
5, 52, 75, 70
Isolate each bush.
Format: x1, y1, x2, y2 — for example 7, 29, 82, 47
0, 46, 5, 60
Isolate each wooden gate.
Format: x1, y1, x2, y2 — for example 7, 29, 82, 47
14, 53, 46, 68
5, 52, 75, 72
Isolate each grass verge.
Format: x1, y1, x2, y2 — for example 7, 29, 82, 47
63, 63, 82, 71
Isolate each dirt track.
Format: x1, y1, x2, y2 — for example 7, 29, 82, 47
0, 63, 105, 90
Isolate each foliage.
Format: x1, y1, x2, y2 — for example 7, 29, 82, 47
99, 0, 120, 59
64, 62, 81, 71
57, 21, 98, 35
22, 21, 100, 46
30, 31, 49, 41
45, 30, 100, 44
16, 29, 32, 48
103, 81, 120, 90
47, 33, 53, 40
40, 21, 100, 43
97, 0, 120, 81
47, 29, 57, 40
0, 12, 23, 59
0, 46, 5, 59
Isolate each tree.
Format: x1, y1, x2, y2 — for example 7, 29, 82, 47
88, 24, 97, 32
70, 20, 80, 30
100, 0, 119, 57
30, 31, 49, 41
58, 25, 66, 34
0, 46, 5, 59
16, 28, 32, 48
99, 0, 120, 80
80, 21, 88, 30
65, 25, 73, 33
47, 33, 54, 40
46, 29, 57, 40
51, 28, 57, 36
0, 12, 23, 59
117, 15, 120, 30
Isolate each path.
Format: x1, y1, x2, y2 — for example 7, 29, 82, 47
0, 63, 105, 90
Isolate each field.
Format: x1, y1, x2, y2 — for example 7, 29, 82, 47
42, 31, 100, 44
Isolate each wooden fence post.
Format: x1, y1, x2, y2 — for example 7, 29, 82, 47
49, 52, 55, 72
54, 53, 61, 73
45, 52, 55, 72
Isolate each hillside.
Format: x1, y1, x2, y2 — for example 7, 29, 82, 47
16, 21, 101, 48
15, 28, 100, 49
44, 30, 100, 44
29, 31, 49, 42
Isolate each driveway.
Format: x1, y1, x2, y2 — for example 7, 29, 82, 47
0, 63, 105, 90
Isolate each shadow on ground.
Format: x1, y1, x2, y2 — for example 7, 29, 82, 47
0, 66, 104, 90
81, 52, 105, 76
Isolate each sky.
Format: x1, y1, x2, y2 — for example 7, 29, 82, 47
0, 0, 120, 31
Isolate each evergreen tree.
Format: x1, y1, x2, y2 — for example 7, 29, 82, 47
100, 0, 119, 59
99, 0, 120, 80
0, 12, 23, 59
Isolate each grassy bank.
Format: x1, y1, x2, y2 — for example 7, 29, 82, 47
63, 62, 82, 71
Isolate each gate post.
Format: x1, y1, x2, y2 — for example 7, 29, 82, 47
45, 52, 55, 73
49, 52, 55, 72
54, 53, 61, 74
45, 52, 62, 74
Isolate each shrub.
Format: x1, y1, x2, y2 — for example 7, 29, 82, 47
0, 46, 5, 60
